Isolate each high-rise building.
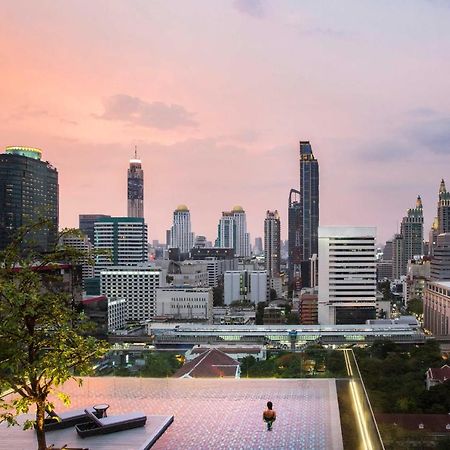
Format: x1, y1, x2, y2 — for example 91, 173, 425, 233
400, 196, 424, 275
254, 237, 263, 256
264, 210, 281, 277
216, 207, 250, 257
94, 217, 148, 277
429, 217, 439, 257
299, 141, 319, 261
318, 227, 377, 325
170, 205, 194, 253
437, 179, 450, 234
127, 148, 144, 218
232, 206, 251, 257
288, 188, 302, 290
0, 146, 58, 252
392, 233, 404, 280
429, 180, 450, 257
79, 214, 111, 244
383, 240, 393, 261
217, 212, 235, 249
431, 233, 450, 280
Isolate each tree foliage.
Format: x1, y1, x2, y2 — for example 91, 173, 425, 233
0, 222, 108, 450
355, 340, 445, 414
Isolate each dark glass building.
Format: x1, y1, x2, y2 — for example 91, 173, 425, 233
299, 141, 319, 261
79, 214, 111, 243
0, 146, 58, 252
288, 188, 302, 290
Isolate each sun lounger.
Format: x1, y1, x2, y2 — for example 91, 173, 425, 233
43, 407, 101, 431
75, 409, 147, 438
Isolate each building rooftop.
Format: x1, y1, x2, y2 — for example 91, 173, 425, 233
7, 377, 341, 450
427, 365, 450, 383
174, 348, 239, 378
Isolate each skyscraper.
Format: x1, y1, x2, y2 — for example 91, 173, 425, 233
217, 212, 235, 249
264, 210, 281, 278
170, 205, 194, 253
437, 179, 450, 235
288, 189, 302, 290
400, 196, 424, 274
299, 141, 319, 261
232, 206, 251, 257
0, 146, 58, 252
127, 148, 144, 218
94, 217, 148, 276
216, 207, 250, 257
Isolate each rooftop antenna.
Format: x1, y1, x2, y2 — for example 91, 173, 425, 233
134, 145, 137, 159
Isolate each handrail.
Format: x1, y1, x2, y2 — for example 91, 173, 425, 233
350, 349, 385, 450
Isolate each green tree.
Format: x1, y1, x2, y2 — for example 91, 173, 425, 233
407, 298, 423, 316
255, 302, 267, 325
0, 224, 108, 450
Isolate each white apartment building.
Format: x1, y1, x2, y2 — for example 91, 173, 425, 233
100, 265, 165, 322
250, 271, 269, 304
224, 270, 267, 305
94, 217, 148, 277
108, 298, 127, 332
156, 287, 213, 322
318, 227, 377, 325
59, 233, 94, 281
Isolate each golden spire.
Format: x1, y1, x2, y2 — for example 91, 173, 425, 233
416, 195, 423, 209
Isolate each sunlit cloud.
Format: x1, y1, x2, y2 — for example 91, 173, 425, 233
97, 94, 197, 130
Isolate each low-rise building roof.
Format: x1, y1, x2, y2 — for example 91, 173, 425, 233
174, 348, 240, 378
427, 365, 450, 383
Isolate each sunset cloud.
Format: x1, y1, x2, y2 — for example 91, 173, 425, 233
233, 0, 265, 18
98, 95, 197, 130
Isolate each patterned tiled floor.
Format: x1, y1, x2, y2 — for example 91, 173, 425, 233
49, 377, 343, 450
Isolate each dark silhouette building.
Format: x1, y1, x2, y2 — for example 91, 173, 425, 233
299, 141, 319, 261
79, 214, 111, 243
0, 146, 58, 252
288, 189, 302, 290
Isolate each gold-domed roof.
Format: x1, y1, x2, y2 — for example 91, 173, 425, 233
232, 205, 244, 213
175, 204, 189, 212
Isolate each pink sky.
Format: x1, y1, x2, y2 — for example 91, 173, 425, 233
1, 0, 450, 244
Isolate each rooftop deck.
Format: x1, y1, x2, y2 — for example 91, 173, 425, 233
1, 377, 343, 450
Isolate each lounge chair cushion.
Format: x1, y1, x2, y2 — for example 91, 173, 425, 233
98, 413, 146, 427
84, 409, 146, 428
57, 408, 96, 421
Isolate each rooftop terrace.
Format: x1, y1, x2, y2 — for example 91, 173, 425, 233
1, 377, 343, 450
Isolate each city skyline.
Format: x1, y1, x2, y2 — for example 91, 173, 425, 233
2, 1, 450, 243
